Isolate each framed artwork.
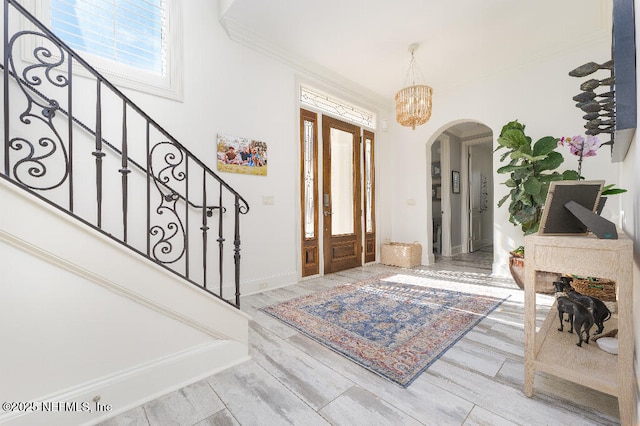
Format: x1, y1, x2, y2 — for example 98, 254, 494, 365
431, 161, 441, 178
452, 170, 460, 194
216, 133, 268, 176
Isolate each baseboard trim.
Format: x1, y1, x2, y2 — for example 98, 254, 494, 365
0, 340, 250, 426
241, 271, 298, 296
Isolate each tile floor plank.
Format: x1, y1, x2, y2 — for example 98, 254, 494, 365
143, 380, 225, 426
206, 360, 329, 426
319, 386, 423, 426
248, 321, 354, 411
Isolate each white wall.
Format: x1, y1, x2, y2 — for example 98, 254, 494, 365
387, 36, 619, 276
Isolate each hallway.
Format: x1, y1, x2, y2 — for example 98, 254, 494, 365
100, 251, 620, 425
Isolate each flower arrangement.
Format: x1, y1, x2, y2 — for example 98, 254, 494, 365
557, 134, 602, 179
557, 133, 626, 195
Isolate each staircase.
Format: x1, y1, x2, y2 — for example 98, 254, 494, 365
1, 1, 251, 424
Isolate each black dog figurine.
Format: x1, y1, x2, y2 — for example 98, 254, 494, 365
559, 278, 611, 334
553, 282, 594, 347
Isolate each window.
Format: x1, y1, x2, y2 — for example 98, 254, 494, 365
300, 85, 376, 130
51, 0, 165, 74
25, 0, 183, 100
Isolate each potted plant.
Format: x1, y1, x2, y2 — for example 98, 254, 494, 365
496, 120, 578, 292
497, 121, 627, 292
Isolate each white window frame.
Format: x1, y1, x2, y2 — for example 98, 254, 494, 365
21, 0, 183, 101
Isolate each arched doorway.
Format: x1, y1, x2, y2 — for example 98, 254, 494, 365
429, 121, 493, 262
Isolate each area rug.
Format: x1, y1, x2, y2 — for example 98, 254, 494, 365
261, 275, 508, 387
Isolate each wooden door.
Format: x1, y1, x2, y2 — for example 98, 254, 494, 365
322, 116, 362, 273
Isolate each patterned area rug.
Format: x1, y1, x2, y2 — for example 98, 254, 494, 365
261, 275, 507, 387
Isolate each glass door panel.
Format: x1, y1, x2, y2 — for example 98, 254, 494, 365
330, 128, 354, 235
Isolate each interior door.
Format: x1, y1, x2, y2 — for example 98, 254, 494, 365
469, 145, 482, 252
322, 116, 362, 273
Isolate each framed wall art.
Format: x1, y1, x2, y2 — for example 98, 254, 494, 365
216, 134, 268, 176
452, 170, 460, 194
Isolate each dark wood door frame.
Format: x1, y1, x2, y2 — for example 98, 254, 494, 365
300, 109, 319, 277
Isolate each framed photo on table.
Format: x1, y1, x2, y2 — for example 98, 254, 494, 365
538, 180, 604, 235
452, 170, 460, 194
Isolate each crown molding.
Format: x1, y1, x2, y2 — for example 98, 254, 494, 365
218, 15, 390, 112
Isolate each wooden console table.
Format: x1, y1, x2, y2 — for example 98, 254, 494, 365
524, 233, 633, 425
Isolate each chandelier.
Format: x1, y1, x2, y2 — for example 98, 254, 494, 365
395, 44, 433, 130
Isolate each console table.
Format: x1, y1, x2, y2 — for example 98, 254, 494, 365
523, 233, 633, 425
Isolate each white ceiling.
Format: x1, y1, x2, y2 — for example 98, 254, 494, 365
220, 0, 611, 110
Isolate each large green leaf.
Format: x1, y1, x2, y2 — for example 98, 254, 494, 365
512, 151, 549, 162
532, 136, 559, 157
602, 187, 627, 195
512, 167, 532, 181
534, 151, 564, 172
497, 129, 531, 154
497, 163, 528, 174
500, 120, 525, 135
523, 176, 541, 195
538, 171, 562, 182
562, 169, 580, 181
532, 189, 547, 206
497, 193, 510, 208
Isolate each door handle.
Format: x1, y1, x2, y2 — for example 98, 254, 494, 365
324, 211, 332, 216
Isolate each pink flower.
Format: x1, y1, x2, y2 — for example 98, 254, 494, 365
559, 135, 602, 157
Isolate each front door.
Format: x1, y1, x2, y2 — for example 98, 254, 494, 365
322, 116, 362, 273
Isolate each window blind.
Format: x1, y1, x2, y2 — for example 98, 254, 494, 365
50, 0, 165, 74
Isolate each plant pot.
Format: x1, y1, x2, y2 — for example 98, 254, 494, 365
509, 252, 558, 294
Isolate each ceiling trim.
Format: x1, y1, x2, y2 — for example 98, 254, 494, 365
218, 15, 391, 112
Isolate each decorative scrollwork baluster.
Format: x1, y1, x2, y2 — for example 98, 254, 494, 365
148, 141, 186, 264
7, 31, 69, 190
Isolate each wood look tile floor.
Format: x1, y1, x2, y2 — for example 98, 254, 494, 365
99, 248, 621, 426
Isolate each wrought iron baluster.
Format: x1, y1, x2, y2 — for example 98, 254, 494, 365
234, 195, 242, 307
201, 169, 209, 289
120, 100, 130, 242
4, 0, 9, 177
67, 55, 73, 211
184, 157, 189, 279
93, 81, 104, 227
218, 183, 224, 297
146, 121, 150, 256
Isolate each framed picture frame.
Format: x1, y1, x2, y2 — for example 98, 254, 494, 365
538, 180, 604, 235
452, 170, 460, 194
